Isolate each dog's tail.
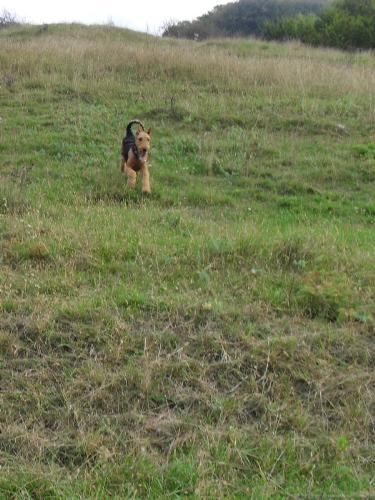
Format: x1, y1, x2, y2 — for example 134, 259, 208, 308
126, 119, 145, 136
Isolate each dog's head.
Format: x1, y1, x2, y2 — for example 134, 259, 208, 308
135, 127, 151, 162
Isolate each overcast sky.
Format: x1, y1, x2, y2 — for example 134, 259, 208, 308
2, 0, 233, 34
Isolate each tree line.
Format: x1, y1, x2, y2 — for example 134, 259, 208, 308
0, 9, 19, 29
163, 0, 375, 50
263, 0, 375, 49
162, 0, 331, 40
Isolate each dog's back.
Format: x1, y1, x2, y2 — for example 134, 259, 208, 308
122, 134, 135, 163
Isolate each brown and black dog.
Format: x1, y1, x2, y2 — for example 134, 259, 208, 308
121, 120, 152, 194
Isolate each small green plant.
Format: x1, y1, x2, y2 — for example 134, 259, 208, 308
353, 143, 375, 159
296, 274, 352, 321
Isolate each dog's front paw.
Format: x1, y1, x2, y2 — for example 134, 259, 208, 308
142, 189, 151, 195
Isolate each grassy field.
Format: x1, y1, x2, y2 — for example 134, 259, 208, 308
0, 23, 374, 498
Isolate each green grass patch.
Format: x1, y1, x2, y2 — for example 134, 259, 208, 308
0, 23, 374, 498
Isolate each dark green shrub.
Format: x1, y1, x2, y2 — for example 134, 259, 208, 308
264, 0, 375, 49
163, 0, 328, 40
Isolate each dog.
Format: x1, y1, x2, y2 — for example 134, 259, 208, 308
121, 120, 152, 194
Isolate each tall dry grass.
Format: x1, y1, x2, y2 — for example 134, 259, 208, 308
1, 30, 375, 97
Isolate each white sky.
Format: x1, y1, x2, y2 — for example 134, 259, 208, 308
1, 0, 233, 34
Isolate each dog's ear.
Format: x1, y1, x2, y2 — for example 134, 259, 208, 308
136, 127, 141, 136
147, 128, 151, 136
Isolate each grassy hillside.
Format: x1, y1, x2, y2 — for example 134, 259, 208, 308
0, 23, 374, 498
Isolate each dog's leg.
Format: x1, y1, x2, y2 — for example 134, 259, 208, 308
125, 164, 137, 189
141, 164, 151, 194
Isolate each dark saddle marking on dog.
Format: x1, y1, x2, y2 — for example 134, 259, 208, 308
122, 120, 145, 172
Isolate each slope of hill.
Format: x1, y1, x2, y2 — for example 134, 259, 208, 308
0, 23, 374, 498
